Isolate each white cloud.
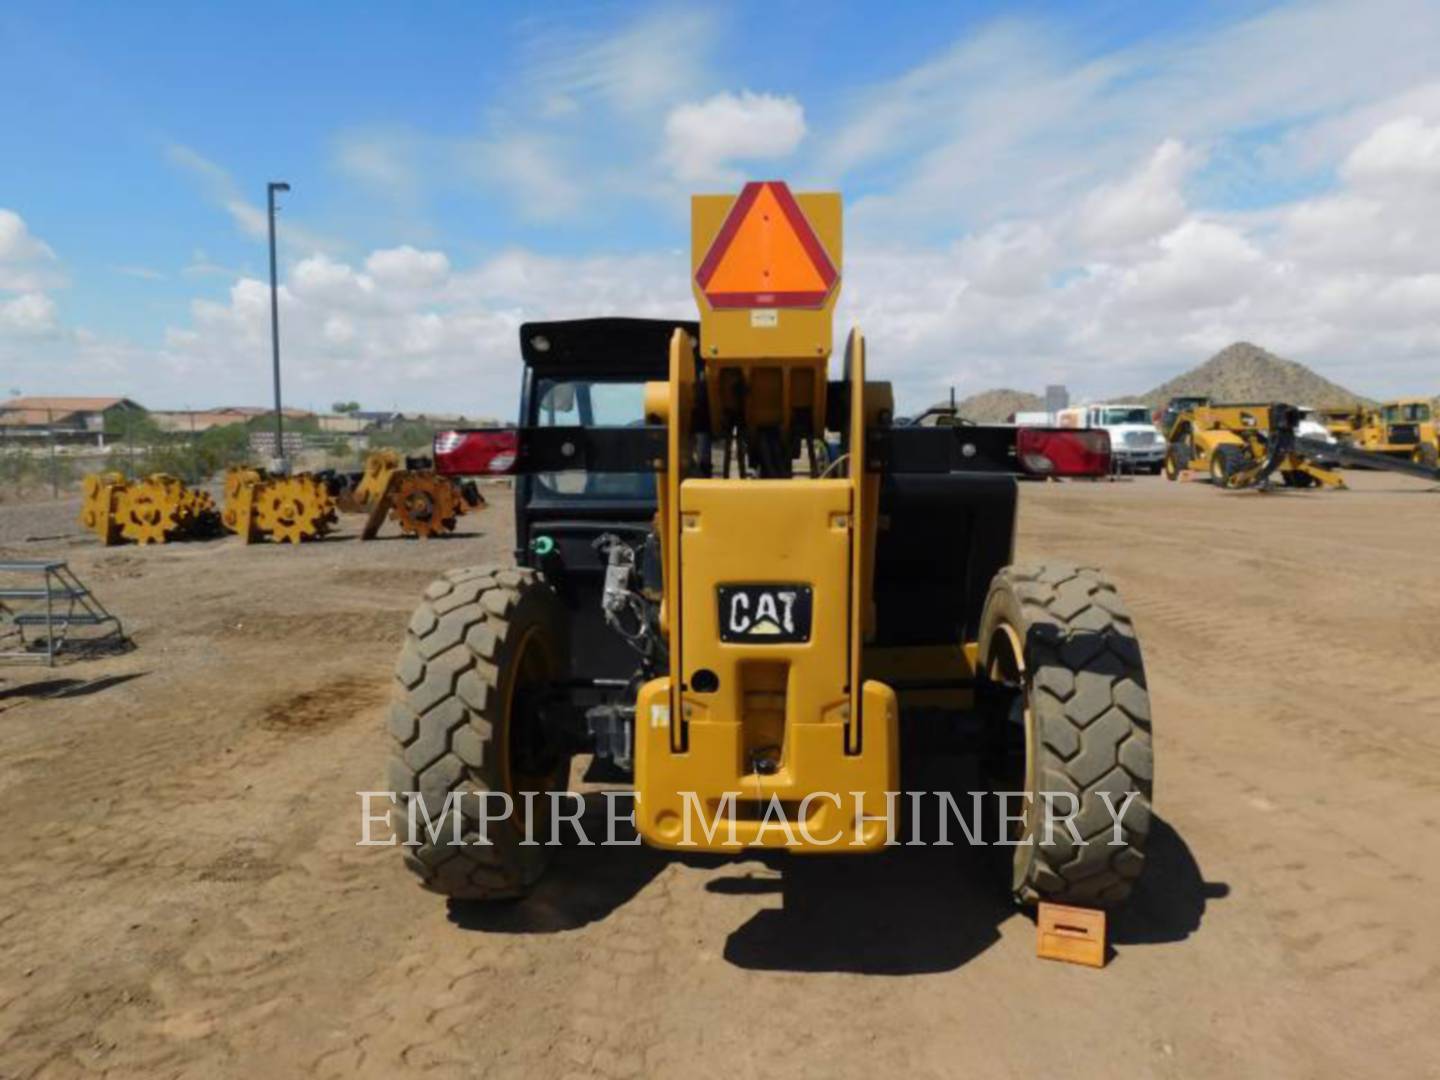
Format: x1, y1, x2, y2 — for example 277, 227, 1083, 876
333, 8, 722, 225
139, 245, 690, 414
14, 4, 1440, 414
115, 265, 167, 281
0, 209, 56, 264
18, 107, 1440, 414
364, 246, 450, 289
333, 128, 589, 225
1073, 140, 1199, 253
1278, 118, 1440, 276
833, 111, 1440, 408
474, 135, 586, 222
953, 221, 1057, 297
663, 91, 807, 184
829, 0, 1440, 240
0, 292, 59, 336
333, 131, 423, 201
525, 9, 716, 115
165, 143, 335, 251
182, 248, 239, 278
1341, 114, 1440, 187
0, 209, 64, 291
0, 211, 66, 351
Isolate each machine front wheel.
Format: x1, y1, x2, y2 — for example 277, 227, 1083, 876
386, 565, 570, 900
1162, 443, 1189, 481
978, 565, 1153, 908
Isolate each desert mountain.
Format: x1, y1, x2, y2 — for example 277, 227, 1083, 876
927, 342, 1387, 424
1136, 342, 1370, 409
945, 388, 1046, 423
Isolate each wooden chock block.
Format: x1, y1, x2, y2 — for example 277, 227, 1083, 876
1037, 901, 1106, 968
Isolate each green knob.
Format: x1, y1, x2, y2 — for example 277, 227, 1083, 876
532, 535, 556, 556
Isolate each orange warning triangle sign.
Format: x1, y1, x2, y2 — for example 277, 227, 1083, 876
696, 181, 838, 309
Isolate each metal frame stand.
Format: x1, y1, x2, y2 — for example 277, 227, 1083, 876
0, 561, 126, 665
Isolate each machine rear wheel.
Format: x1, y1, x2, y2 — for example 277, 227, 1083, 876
386, 565, 569, 899
978, 565, 1153, 908
1415, 443, 1439, 470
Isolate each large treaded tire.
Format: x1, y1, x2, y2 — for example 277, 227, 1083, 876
978, 565, 1153, 908
1210, 445, 1242, 487
1163, 439, 1190, 481
386, 564, 568, 900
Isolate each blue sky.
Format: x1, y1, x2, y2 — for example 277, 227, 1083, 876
2, 0, 1438, 414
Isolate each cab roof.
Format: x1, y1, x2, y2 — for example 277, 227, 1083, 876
518, 317, 699, 377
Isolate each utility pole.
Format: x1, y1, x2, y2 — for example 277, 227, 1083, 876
267, 181, 291, 472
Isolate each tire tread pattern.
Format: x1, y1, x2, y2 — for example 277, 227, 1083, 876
385, 564, 556, 900
987, 564, 1153, 908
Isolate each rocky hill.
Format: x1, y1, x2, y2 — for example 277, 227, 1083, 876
930, 343, 1389, 425
947, 388, 1046, 423
1137, 342, 1369, 409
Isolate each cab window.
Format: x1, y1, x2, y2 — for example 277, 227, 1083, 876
531, 378, 653, 500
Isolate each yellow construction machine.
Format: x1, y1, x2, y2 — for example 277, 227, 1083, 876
333, 449, 483, 539
1318, 404, 1366, 442
384, 181, 1152, 913
1163, 403, 1346, 490
1347, 399, 1438, 468
79, 472, 219, 544
221, 467, 337, 544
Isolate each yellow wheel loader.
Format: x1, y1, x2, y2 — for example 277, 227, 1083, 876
384, 182, 1153, 912
1348, 399, 1438, 468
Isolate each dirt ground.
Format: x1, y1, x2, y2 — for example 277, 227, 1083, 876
1, 470, 1437, 1079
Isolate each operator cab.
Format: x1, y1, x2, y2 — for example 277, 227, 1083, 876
512, 318, 698, 693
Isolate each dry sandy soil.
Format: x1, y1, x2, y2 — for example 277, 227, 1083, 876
0, 470, 1437, 1079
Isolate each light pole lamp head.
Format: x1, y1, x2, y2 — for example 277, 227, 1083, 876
269, 181, 291, 194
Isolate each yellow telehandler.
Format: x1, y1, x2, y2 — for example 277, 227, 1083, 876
1163, 402, 1345, 489
383, 181, 1153, 912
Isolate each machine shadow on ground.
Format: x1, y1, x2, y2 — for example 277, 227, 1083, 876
0, 670, 144, 703
716, 812, 1223, 975
449, 781, 1226, 977
447, 793, 689, 934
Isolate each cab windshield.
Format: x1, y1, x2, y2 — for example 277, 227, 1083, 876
1383, 403, 1431, 423
531, 378, 653, 500
1102, 408, 1151, 425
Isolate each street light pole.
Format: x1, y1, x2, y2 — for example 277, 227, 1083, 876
267, 180, 291, 472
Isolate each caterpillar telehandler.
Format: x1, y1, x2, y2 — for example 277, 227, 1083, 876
384, 181, 1153, 911
1163, 402, 1346, 489
1165, 401, 1438, 489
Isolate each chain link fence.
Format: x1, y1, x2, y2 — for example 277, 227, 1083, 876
0, 404, 484, 504
0, 408, 366, 503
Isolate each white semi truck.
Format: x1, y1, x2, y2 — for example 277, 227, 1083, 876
1048, 403, 1168, 473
